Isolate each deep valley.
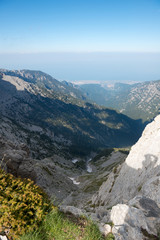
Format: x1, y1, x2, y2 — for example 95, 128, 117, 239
1, 69, 160, 240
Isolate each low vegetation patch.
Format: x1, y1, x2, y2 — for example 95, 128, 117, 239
21, 209, 107, 240
106, 232, 115, 240
0, 167, 108, 240
0, 167, 51, 239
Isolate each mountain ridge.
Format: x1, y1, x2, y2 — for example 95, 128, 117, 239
0, 69, 144, 158
78, 80, 160, 122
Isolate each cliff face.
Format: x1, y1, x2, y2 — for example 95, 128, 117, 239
93, 115, 160, 206
92, 115, 160, 239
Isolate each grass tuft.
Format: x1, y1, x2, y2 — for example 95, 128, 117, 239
21, 209, 107, 240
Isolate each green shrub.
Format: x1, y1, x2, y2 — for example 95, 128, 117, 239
0, 168, 51, 239
106, 232, 115, 240
0, 168, 111, 240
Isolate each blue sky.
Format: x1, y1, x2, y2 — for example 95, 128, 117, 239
0, 0, 160, 82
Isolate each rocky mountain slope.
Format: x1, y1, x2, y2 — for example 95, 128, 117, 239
2, 113, 160, 239
89, 115, 160, 239
78, 80, 160, 122
48, 115, 160, 239
0, 69, 143, 158
1, 69, 160, 239
1, 69, 86, 100
0, 136, 78, 203
56, 115, 160, 240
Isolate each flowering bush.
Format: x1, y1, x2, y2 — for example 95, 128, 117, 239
0, 168, 51, 239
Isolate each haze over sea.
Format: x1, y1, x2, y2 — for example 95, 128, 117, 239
1, 52, 160, 84
0, 0, 160, 83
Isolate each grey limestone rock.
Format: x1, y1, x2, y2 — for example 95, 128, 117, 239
59, 206, 87, 218
0, 139, 77, 203
142, 176, 160, 205
98, 223, 112, 236
91, 115, 160, 239
111, 204, 151, 240
92, 115, 160, 207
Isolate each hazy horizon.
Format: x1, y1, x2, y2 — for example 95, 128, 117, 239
0, 52, 160, 83
0, 0, 160, 83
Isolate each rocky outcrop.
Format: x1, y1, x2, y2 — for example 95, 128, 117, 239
91, 115, 160, 239
92, 115, 160, 207
110, 199, 160, 240
0, 138, 78, 203
59, 206, 87, 218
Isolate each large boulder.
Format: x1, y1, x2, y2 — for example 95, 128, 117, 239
110, 196, 160, 240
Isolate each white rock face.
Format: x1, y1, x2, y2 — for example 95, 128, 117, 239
0, 236, 8, 240
3, 75, 30, 91
93, 115, 160, 207
90, 115, 160, 239
98, 223, 111, 236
